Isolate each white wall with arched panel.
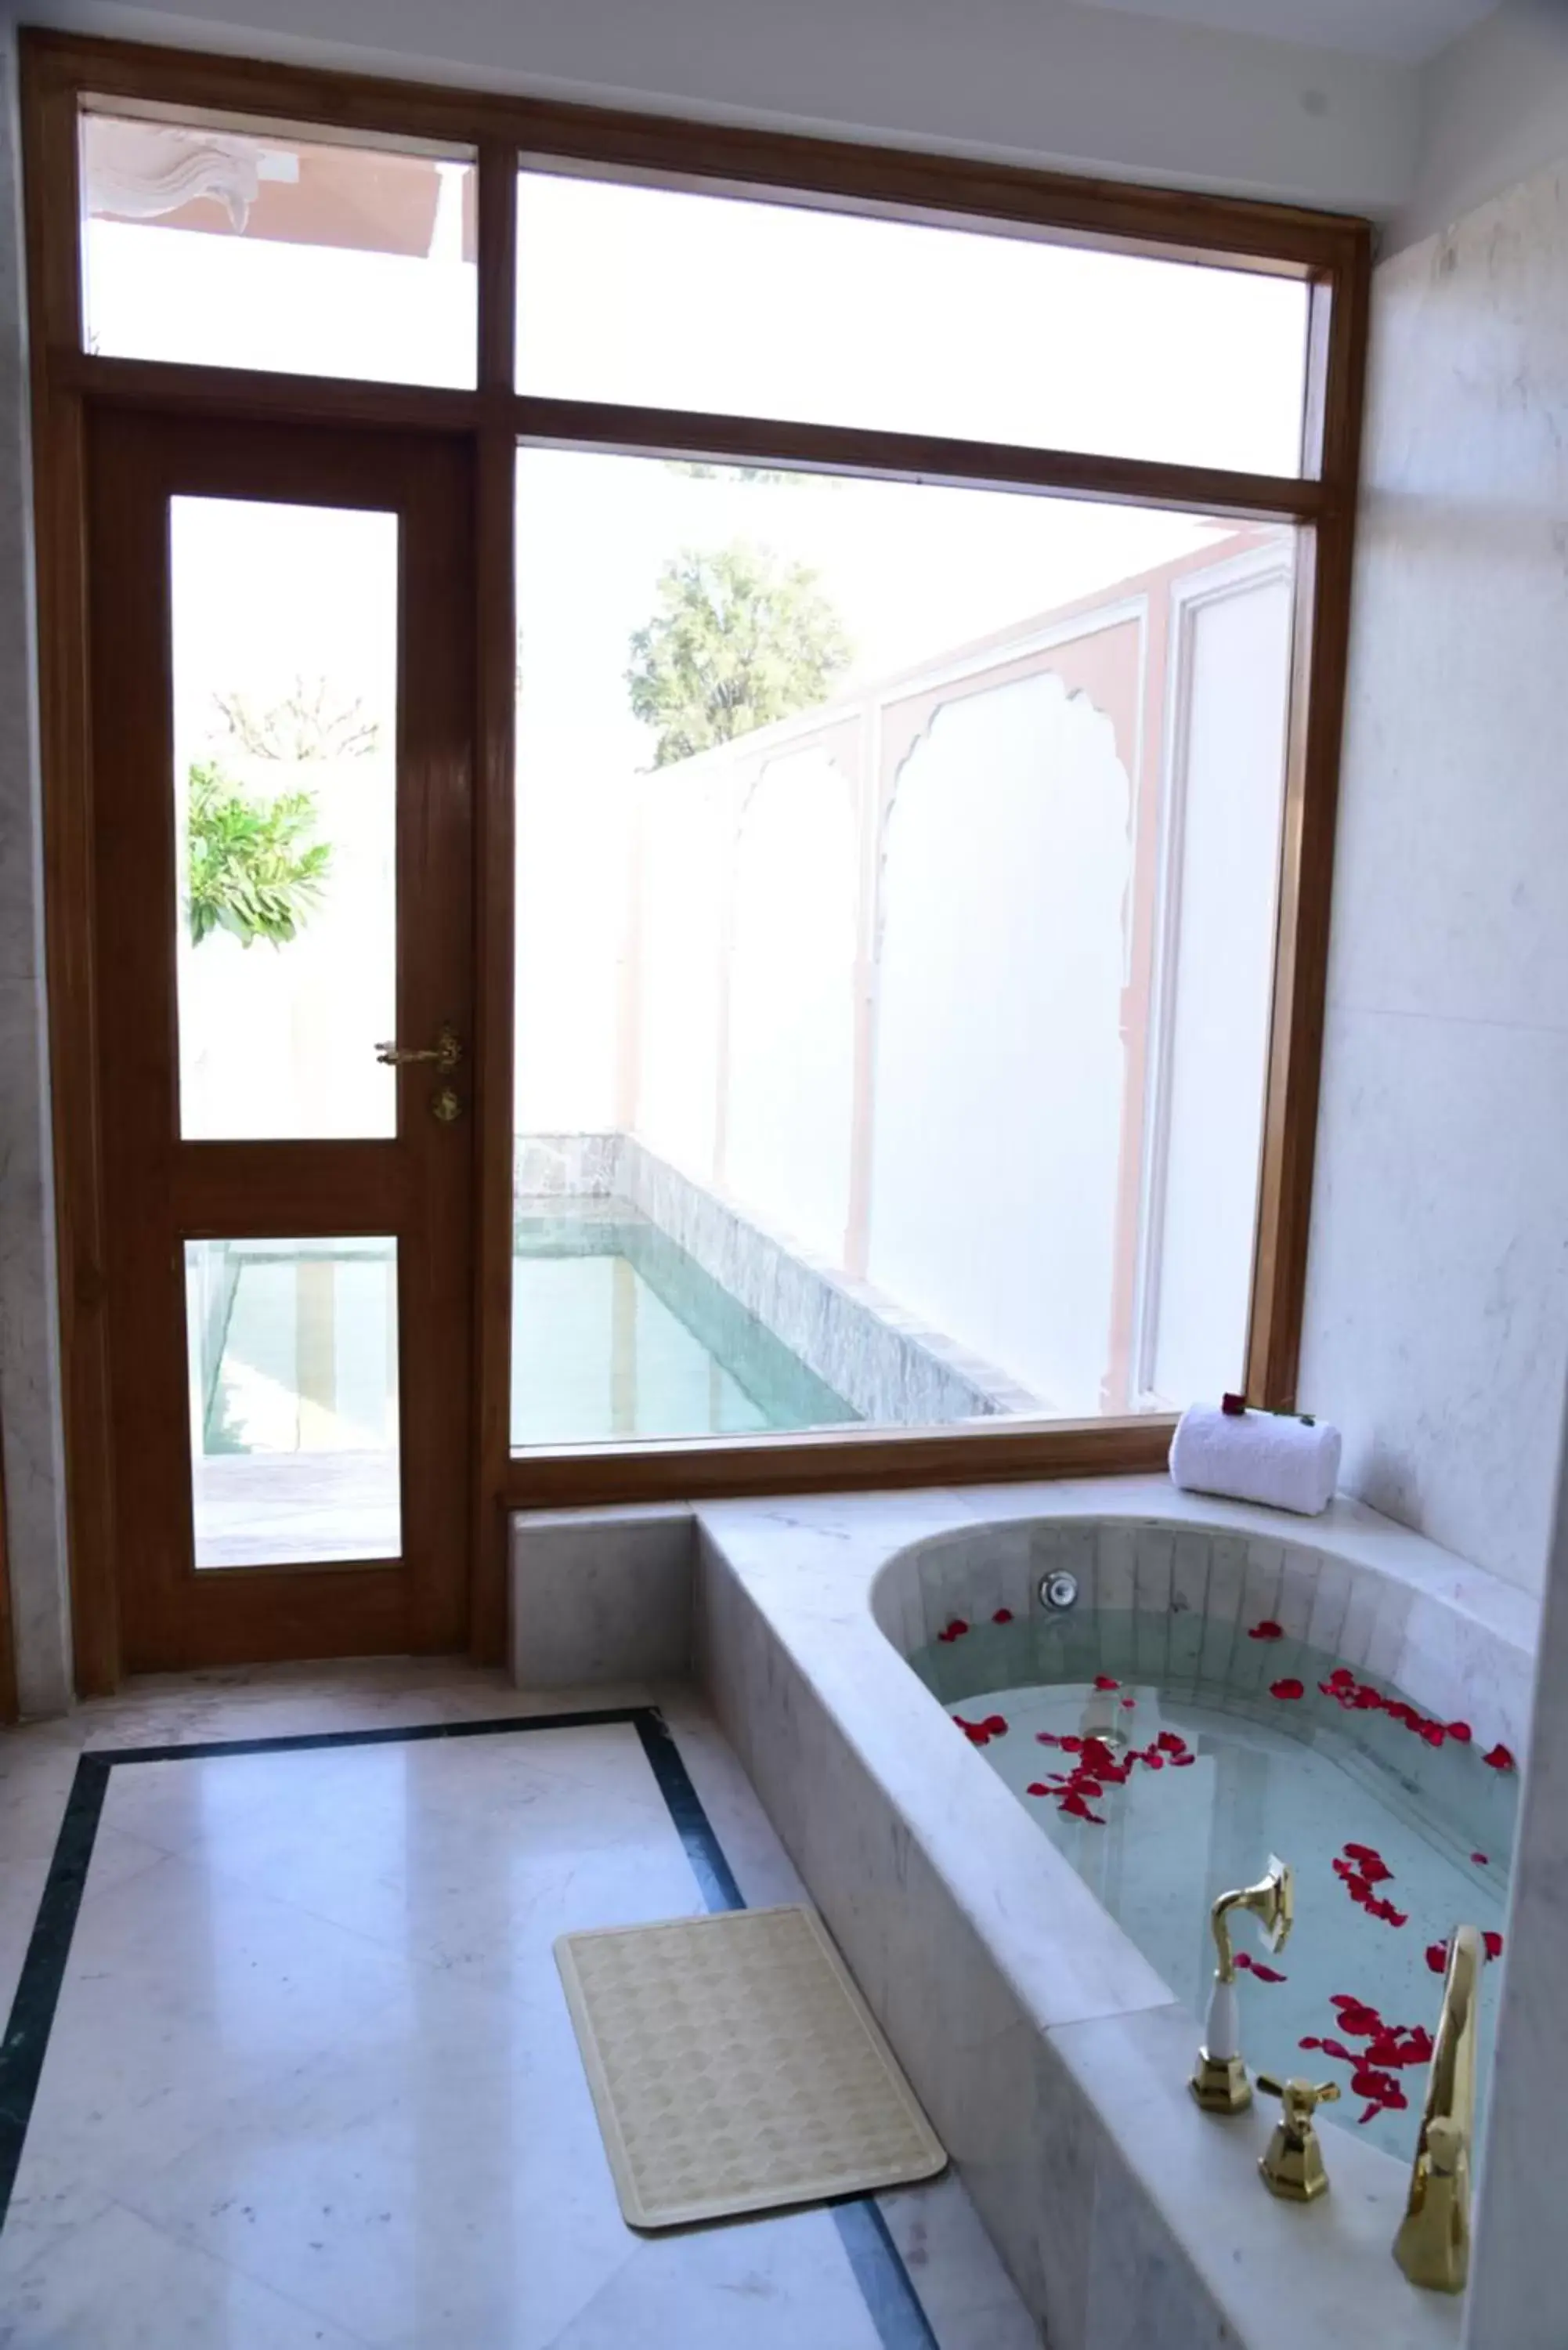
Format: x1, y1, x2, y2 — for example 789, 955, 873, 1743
724, 748, 858, 1261
867, 671, 1133, 1412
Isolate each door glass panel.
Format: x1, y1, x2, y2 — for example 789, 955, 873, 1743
172, 497, 399, 1139
185, 1237, 400, 1568
81, 109, 477, 386
517, 170, 1310, 476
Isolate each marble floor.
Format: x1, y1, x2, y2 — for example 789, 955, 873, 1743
0, 1664, 1039, 2348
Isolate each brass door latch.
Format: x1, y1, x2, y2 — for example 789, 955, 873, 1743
374, 1024, 462, 1074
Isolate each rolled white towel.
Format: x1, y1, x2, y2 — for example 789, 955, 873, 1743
1169, 1401, 1340, 1517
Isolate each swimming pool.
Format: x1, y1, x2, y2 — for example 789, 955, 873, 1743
512, 1198, 857, 1444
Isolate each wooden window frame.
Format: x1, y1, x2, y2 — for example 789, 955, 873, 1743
20, 29, 1371, 1690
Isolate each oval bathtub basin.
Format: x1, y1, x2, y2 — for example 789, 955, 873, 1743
914, 1604, 1517, 2162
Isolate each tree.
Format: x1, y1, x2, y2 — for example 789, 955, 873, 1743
186, 759, 332, 949
214, 678, 381, 763
626, 541, 851, 768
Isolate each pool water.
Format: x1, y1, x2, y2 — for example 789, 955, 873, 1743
914, 1609, 1517, 2162
512, 1202, 858, 1444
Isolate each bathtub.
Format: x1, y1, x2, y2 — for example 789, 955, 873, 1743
693, 1477, 1538, 2350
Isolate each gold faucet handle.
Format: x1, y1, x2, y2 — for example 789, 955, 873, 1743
1256, 2076, 1340, 2203
1258, 2074, 1341, 2113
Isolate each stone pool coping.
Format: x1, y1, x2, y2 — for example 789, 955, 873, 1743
692, 1476, 1532, 2350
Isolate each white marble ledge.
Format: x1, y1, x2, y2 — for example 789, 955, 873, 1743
699, 1476, 1540, 1661
1060, 2002, 1459, 2350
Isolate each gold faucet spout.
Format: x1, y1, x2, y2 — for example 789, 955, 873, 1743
1210, 1854, 1295, 1984
1190, 1857, 1294, 2113
1394, 1923, 1483, 2294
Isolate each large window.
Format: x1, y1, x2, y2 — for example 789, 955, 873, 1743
32, 31, 1368, 1678
507, 162, 1317, 1450
513, 451, 1295, 1441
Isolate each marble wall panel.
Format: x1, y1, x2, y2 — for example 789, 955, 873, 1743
1299, 157, 1568, 1603
0, 33, 69, 1716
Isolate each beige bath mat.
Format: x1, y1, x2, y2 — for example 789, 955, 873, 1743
555, 1904, 946, 2229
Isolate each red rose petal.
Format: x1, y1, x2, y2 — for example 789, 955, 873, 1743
1093, 1675, 1120, 1690
1156, 1730, 1188, 1754
945, 1618, 970, 1640
1120, 1697, 1136, 1709
1141, 1752, 1165, 1770
1448, 1721, 1472, 1744
1343, 1842, 1383, 1864
1425, 1941, 1448, 1975
983, 1716, 1008, 1735
1484, 1744, 1516, 1772
1485, 1931, 1505, 1960
1471, 1853, 1489, 1866
1026, 1782, 1052, 1798
1269, 1677, 1305, 1700
1248, 1620, 1284, 1640
1169, 1753, 1197, 1766
1357, 2102, 1382, 2127
1299, 2036, 1323, 2051
1035, 1731, 1061, 1746
992, 1608, 1014, 1624
1248, 1961, 1288, 1983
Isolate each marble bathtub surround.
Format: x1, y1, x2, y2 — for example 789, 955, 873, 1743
0, 1662, 1036, 2349
869, 1490, 1537, 1762
684, 1476, 1536, 2350
511, 1502, 697, 1689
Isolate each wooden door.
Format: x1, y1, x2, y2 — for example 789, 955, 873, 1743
88, 410, 475, 1671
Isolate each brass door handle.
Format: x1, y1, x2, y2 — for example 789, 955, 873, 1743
374, 1025, 462, 1074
